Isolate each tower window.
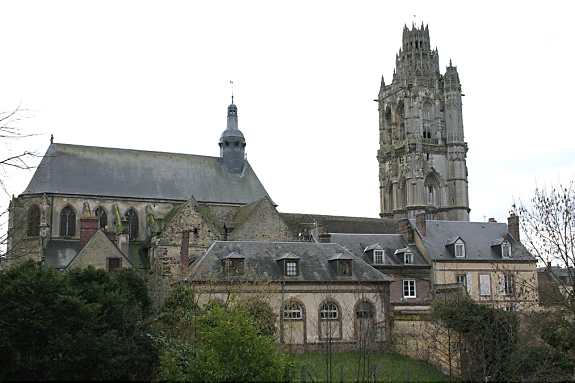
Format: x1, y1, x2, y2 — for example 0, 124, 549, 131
59, 205, 76, 237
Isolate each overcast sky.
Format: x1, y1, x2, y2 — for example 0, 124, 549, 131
1, 0, 574, 223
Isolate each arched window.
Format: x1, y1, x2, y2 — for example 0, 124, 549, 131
319, 300, 342, 340
59, 205, 76, 237
125, 208, 138, 240
283, 301, 304, 320
425, 174, 440, 207
95, 207, 107, 230
355, 300, 375, 340
384, 105, 392, 128
422, 102, 433, 140
397, 102, 405, 140
27, 205, 41, 237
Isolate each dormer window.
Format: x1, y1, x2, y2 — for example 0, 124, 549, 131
455, 242, 466, 258
337, 260, 352, 276
403, 251, 413, 264
501, 241, 511, 258
373, 249, 385, 265
223, 252, 245, 276
285, 260, 298, 276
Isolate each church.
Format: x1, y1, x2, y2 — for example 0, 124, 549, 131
5, 24, 538, 349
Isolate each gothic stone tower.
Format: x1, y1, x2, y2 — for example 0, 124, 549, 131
377, 24, 469, 221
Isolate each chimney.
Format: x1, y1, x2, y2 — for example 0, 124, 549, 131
488, 218, 497, 223
180, 230, 190, 274
80, 203, 98, 248
507, 212, 520, 242
398, 218, 414, 243
415, 212, 426, 236
318, 233, 331, 243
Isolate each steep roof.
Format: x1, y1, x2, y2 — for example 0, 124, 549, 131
329, 233, 429, 267
418, 220, 536, 262
22, 143, 271, 205
188, 241, 392, 283
280, 213, 398, 236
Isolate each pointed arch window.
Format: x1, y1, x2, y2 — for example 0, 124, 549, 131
424, 174, 440, 207
125, 208, 139, 241
60, 206, 76, 237
95, 207, 107, 230
27, 205, 41, 237
397, 102, 406, 140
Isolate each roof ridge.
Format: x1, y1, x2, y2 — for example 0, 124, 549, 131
52, 142, 220, 160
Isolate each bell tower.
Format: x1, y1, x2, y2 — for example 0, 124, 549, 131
219, 99, 246, 174
377, 23, 470, 221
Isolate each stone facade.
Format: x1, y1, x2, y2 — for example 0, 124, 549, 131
377, 24, 469, 221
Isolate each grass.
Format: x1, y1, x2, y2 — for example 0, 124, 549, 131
290, 351, 449, 382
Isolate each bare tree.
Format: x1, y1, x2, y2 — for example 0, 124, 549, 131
0, 106, 38, 261
518, 181, 575, 307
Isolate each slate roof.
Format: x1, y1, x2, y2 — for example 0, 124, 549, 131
22, 143, 271, 205
329, 233, 429, 267
538, 266, 575, 283
188, 241, 392, 283
44, 239, 83, 269
417, 220, 536, 262
280, 213, 398, 236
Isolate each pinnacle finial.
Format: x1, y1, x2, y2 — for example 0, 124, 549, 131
50, 134, 54, 144
229, 80, 234, 104
449, 59, 452, 67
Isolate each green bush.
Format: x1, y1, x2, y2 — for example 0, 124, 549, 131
237, 296, 277, 337
0, 262, 158, 381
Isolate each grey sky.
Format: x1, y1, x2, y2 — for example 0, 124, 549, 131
1, 0, 574, 222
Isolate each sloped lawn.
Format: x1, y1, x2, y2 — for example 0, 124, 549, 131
291, 352, 449, 382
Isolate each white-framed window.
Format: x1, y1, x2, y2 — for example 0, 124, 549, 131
455, 243, 465, 258
373, 249, 385, 265
320, 302, 339, 320
285, 260, 298, 276
503, 273, 514, 295
501, 241, 512, 258
403, 252, 413, 265
283, 302, 303, 320
456, 274, 466, 287
479, 274, 491, 297
402, 279, 416, 298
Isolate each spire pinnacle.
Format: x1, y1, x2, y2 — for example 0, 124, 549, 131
229, 80, 234, 104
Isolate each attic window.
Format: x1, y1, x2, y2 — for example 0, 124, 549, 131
337, 260, 352, 276
225, 258, 245, 276
285, 260, 298, 276
403, 251, 413, 265
455, 243, 465, 258
373, 249, 384, 265
107, 257, 122, 272
501, 241, 512, 258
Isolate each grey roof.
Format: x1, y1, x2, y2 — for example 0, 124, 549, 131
22, 143, 271, 205
280, 213, 398, 236
538, 266, 574, 283
44, 239, 83, 269
329, 233, 429, 267
188, 241, 392, 283
418, 220, 536, 262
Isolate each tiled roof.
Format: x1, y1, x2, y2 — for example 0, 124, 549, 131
188, 240, 392, 283
23, 143, 271, 205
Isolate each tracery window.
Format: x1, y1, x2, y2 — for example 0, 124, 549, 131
95, 207, 107, 230
59, 205, 76, 237
27, 205, 41, 237
125, 208, 138, 240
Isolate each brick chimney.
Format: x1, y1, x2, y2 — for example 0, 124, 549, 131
80, 203, 98, 248
507, 212, 520, 242
415, 213, 426, 236
398, 218, 413, 243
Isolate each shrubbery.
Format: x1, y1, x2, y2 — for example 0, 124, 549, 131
153, 285, 292, 382
0, 262, 158, 381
